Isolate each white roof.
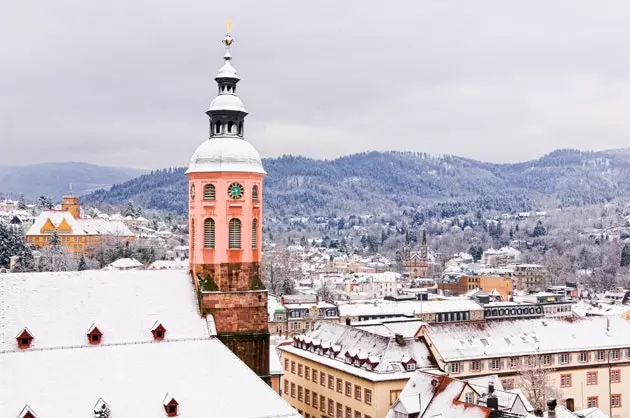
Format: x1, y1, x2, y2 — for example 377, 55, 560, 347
208, 94, 246, 113
0, 269, 299, 417
215, 57, 239, 80
25, 210, 134, 237
186, 137, 266, 174
338, 299, 482, 318
109, 257, 144, 269
423, 317, 630, 361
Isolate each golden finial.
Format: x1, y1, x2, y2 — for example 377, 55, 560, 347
222, 19, 234, 48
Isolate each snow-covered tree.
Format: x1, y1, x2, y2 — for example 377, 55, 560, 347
518, 355, 562, 412
36, 195, 54, 210
17, 195, 27, 210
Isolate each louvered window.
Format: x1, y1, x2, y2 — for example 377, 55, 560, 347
203, 184, 216, 200
229, 218, 241, 249
252, 185, 259, 200
204, 218, 215, 248
252, 219, 258, 249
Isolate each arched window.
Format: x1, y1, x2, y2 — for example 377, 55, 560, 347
229, 218, 241, 249
238, 122, 243, 136
252, 219, 258, 249
227, 121, 234, 133
215, 121, 222, 134
203, 184, 215, 200
204, 218, 215, 248
252, 185, 259, 201
191, 219, 195, 249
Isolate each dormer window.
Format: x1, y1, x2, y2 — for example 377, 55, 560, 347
87, 324, 103, 345
19, 405, 37, 418
93, 398, 111, 418
163, 393, 179, 417
151, 321, 166, 341
16, 328, 34, 349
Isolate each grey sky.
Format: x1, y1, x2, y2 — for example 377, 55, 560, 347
2, 0, 630, 168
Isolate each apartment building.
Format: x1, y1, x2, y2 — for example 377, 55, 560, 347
278, 322, 433, 418
512, 264, 547, 292
416, 317, 630, 416
438, 275, 513, 300
338, 299, 484, 324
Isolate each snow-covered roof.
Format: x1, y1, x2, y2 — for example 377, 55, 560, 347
25, 211, 133, 237
208, 93, 246, 113
0, 269, 299, 417
109, 257, 144, 269
186, 137, 266, 174
338, 299, 483, 318
423, 317, 630, 361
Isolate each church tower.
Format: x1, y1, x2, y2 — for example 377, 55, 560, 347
186, 25, 269, 380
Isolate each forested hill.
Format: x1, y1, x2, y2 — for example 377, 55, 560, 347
82, 149, 630, 216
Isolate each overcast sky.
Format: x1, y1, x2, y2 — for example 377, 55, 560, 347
2, 0, 630, 168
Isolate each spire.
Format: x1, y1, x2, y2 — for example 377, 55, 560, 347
207, 20, 247, 139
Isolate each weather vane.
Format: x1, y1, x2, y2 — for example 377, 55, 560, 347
222, 19, 234, 49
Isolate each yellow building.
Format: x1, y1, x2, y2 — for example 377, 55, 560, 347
417, 316, 630, 417
277, 322, 434, 418
26, 196, 134, 256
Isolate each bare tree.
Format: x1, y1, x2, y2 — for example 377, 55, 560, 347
518, 354, 563, 412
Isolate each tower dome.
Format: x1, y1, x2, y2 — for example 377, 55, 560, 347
186, 27, 264, 174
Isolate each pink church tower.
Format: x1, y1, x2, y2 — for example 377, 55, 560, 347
186, 27, 269, 379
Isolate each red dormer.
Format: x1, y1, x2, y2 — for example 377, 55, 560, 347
19, 405, 37, 418
401, 357, 417, 371
163, 393, 179, 417
151, 321, 167, 341
16, 328, 34, 349
87, 324, 103, 345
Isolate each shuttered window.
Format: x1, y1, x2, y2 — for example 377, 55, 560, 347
203, 184, 216, 200
204, 218, 215, 248
252, 185, 259, 200
252, 219, 258, 249
229, 218, 241, 249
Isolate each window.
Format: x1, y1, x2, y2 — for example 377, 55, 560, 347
298, 364, 303, 377
451, 362, 460, 374
203, 184, 215, 200
465, 392, 474, 404
560, 374, 572, 388
611, 369, 621, 383
542, 355, 551, 366
355, 385, 362, 401
291, 382, 296, 398
490, 359, 500, 370
284, 380, 289, 394
579, 352, 588, 363
336, 402, 342, 418
305, 389, 310, 405
328, 399, 334, 417
611, 349, 620, 360
305, 366, 310, 380
406, 363, 416, 371
390, 390, 402, 405
355, 412, 362, 418
337, 378, 342, 393
284, 359, 289, 371
252, 219, 258, 249
320, 372, 326, 386
320, 395, 326, 412
611, 394, 621, 408
252, 185, 259, 200
228, 218, 241, 249
345, 382, 352, 396
471, 360, 481, 372
365, 389, 372, 405
298, 386, 303, 401
597, 350, 605, 361
587, 396, 598, 408
313, 392, 318, 408
587, 371, 598, 385
503, 379, 515, 390
291, 361, 295, 374
346, 407, 352, 418
328, 375, 334, 389
560, 353, 569, 364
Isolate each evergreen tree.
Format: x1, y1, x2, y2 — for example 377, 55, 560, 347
17, 195, 27, 210
78, 255, 88, 271
533, 220, 547, 237
621, 244, 630, 267
36, 194, 54, 210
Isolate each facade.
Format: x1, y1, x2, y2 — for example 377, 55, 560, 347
371, 272, 399, 298
0, 270, 299, 417
269, 295, 341, 338
481, 247, 522, 267
25, 196, 134, 255
403, 230, 430, 278
438, 275, 513, 301
278, 322, 434, 418
417, 317, 630, 416
512, 264, 547, 291
186, 29, 269, 379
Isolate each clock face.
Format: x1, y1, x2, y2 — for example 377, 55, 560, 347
228, 183, 244, 199
190, 183, 195, 200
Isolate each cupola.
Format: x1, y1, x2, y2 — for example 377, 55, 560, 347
87, 324, 103, 345
16, 327, 34, 349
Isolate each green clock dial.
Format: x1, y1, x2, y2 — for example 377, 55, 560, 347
228, 183, 244, 199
